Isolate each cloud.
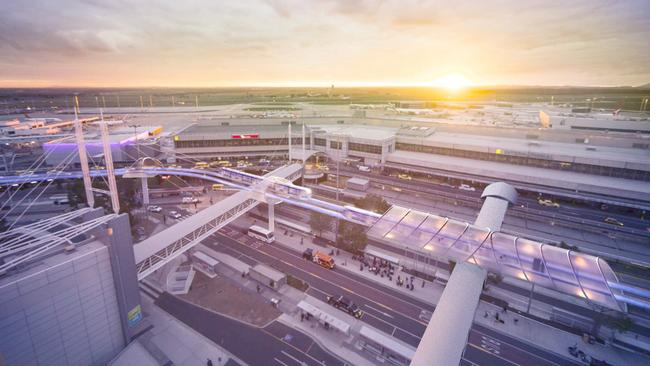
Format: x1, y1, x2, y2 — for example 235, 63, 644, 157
0, 0, 648, 87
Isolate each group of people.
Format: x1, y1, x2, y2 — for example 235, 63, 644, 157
483, 305, 518, 325
352, 254, 426, 291
358, 256, 396, 278
396, 275, 416, 290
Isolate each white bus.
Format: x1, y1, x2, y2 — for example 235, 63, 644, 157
248, 225, 275, 243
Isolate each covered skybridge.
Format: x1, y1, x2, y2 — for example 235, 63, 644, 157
132, 163, 303, 280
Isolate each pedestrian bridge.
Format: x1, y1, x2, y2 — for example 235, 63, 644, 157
132, 163, 303, 280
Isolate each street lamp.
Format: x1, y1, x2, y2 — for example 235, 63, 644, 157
129, 124, 142, 161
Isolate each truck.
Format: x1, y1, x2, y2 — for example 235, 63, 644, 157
326, 295, 363, 318
302, 248, 335, 269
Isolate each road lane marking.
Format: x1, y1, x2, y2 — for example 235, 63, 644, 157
364, 304, 394, 318
281, 350, 309, 365
466, 343, 520, 366
471, 328, 569, 366
260, 327, 330, 366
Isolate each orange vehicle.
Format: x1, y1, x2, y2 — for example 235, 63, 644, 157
305, 250, 334, 269
314, 251, 335, 269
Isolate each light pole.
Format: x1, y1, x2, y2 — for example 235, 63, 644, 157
129, 124, 142, 160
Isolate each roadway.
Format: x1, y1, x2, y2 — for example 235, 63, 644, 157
206, 227, 581, 366
273, 202, 650, 326
330, 165, 648, 232
155, 292, 345, 366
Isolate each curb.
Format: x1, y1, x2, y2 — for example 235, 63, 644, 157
276, 314, 358, 366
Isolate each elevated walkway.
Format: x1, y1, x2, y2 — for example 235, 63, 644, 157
133, 163, 302, 280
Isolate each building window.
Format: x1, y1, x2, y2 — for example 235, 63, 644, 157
394, 142, 649, 182
314, 138, 326, 147
349, 142, 382, 155
330, 141, 342, 150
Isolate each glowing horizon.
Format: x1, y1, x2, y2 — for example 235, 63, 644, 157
1, 0, 648, 88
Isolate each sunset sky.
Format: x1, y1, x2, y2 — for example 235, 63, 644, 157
1, 0, 649, 88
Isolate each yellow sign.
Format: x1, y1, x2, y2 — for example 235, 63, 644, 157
495, 148, 504, 155
128, 304, 142, 327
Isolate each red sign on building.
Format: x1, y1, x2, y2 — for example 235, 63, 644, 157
231, 133, 259, 139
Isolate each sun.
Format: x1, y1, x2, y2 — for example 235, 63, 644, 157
432, 74, 473, 92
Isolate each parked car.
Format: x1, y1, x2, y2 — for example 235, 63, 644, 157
603, 217, 624, 226
182, 197, 199, 204
397, 173, 412, 180
538, 199, 560, 208
147, 205, 162, 212
168, 211, 182, 219
358, 165, 371, 172
458, 184, 476, 191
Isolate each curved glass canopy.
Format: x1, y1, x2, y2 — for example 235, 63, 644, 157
367, 205, 625, 311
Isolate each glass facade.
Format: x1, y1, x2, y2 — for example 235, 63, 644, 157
175, 137, 302, 149
349, 142, 382, 155
314, 138, 326, 147
395, 142, 650, 181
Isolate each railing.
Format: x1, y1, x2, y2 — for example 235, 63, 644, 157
135, 198, 259, 280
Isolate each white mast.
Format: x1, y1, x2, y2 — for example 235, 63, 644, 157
74, 96, 94, 207
302, 124, 306, 163
99, 109, 120, 213
288, 123, 292, 162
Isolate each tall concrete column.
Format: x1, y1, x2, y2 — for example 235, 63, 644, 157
268, 202, 275, 233
141, 177, 149, 206
410, 262, 487, 366
411, 182, 518, 366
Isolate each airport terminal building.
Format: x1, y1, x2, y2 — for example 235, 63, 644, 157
170, 119, 650, 208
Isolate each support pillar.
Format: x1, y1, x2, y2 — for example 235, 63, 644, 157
141, 177, 150, 206
411, 182, 517, 366
288, 123, 292, 162
99, 115, 120, 213
410, 262, 487, 366
74, 96, 94, 208
268, 201, 275, 233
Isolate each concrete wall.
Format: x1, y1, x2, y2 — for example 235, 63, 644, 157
0, 244, 124, 366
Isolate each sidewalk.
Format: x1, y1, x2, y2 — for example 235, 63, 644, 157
234, 215, 650, 366
112, 293, 245, 366
187, 241, 396, 366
